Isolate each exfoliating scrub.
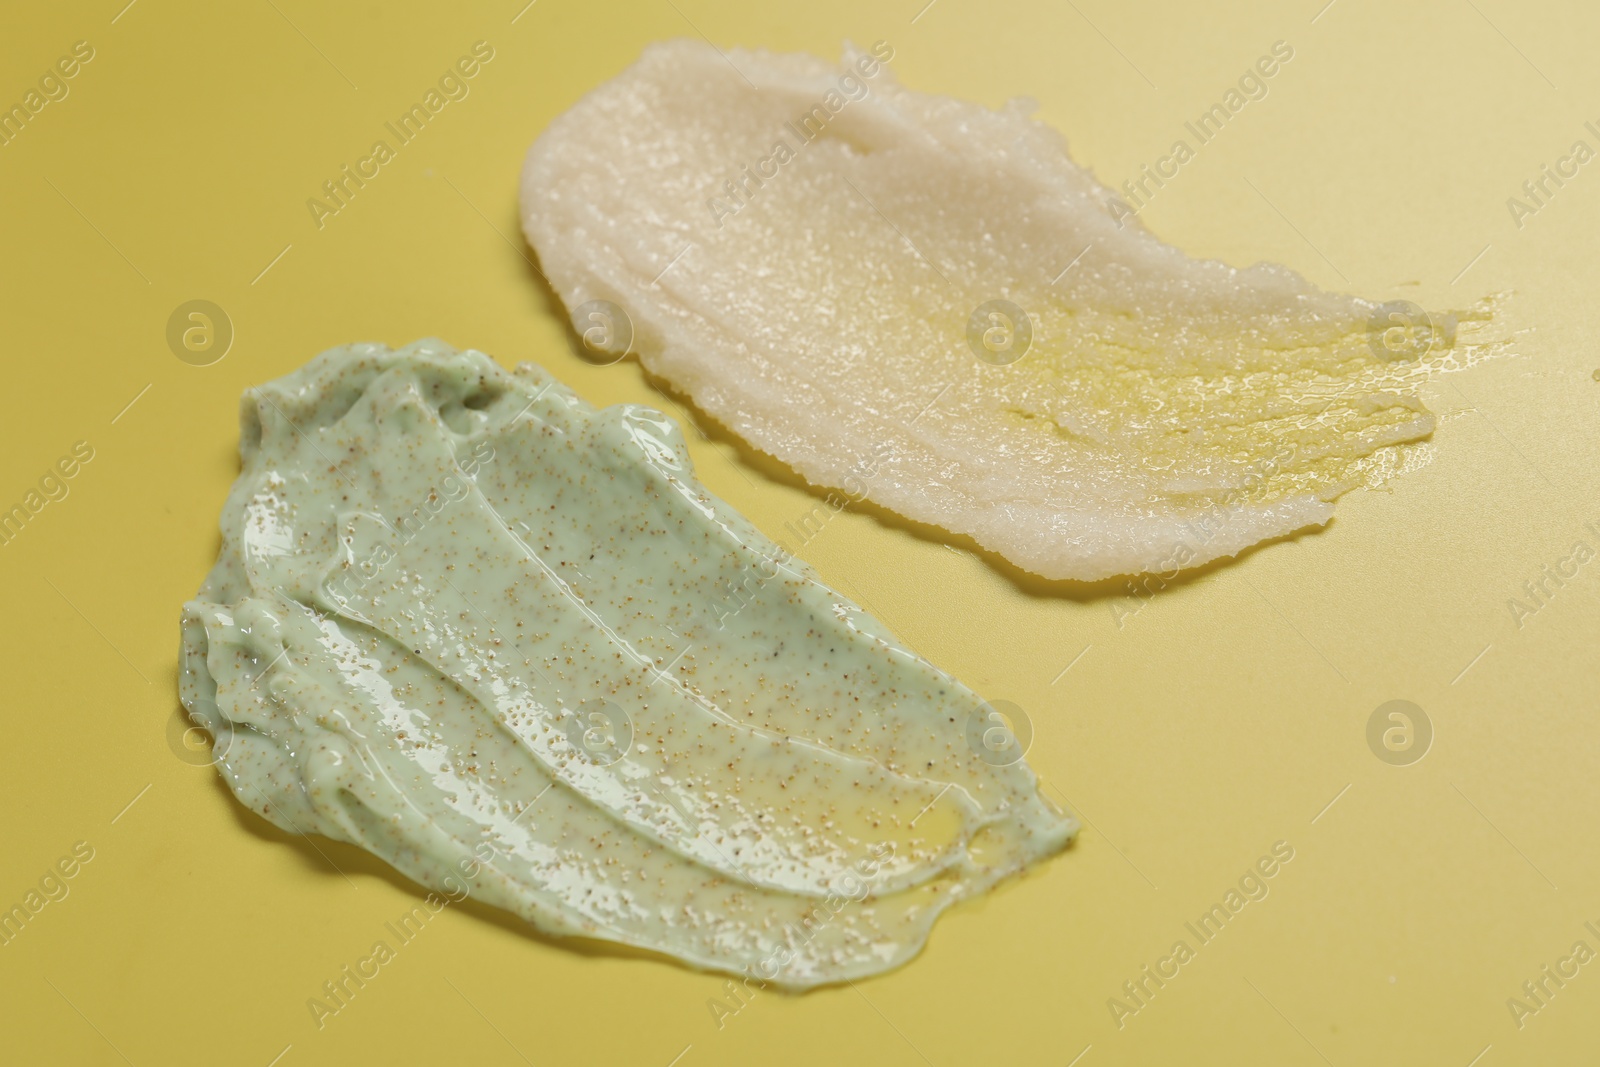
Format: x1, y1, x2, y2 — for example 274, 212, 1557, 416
521, 41, 1500, 581
180, 341, 1074, 987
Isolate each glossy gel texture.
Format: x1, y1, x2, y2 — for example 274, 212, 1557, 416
179, 341, 1074, 987
520, 41, 1499, 581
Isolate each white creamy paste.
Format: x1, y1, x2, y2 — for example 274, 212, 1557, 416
521, 41, 1499, 581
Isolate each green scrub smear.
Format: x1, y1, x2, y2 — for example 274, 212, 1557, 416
180, 340, 1074, 988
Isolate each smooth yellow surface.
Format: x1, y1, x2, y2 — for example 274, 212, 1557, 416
1, 1, 1596, 1064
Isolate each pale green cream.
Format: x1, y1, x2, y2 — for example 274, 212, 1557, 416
180, 340, 1074, 987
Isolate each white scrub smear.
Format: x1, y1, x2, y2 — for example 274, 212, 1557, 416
181, 342, 1073, 988
520, 40, 1503, 581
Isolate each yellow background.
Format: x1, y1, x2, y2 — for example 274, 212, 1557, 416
2, 0, 1597, 1064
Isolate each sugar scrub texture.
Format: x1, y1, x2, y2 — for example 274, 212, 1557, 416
521, 41, 1499, 581
180, 341, 1073, 987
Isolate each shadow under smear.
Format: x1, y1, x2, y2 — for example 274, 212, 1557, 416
512, 205, 586, 360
